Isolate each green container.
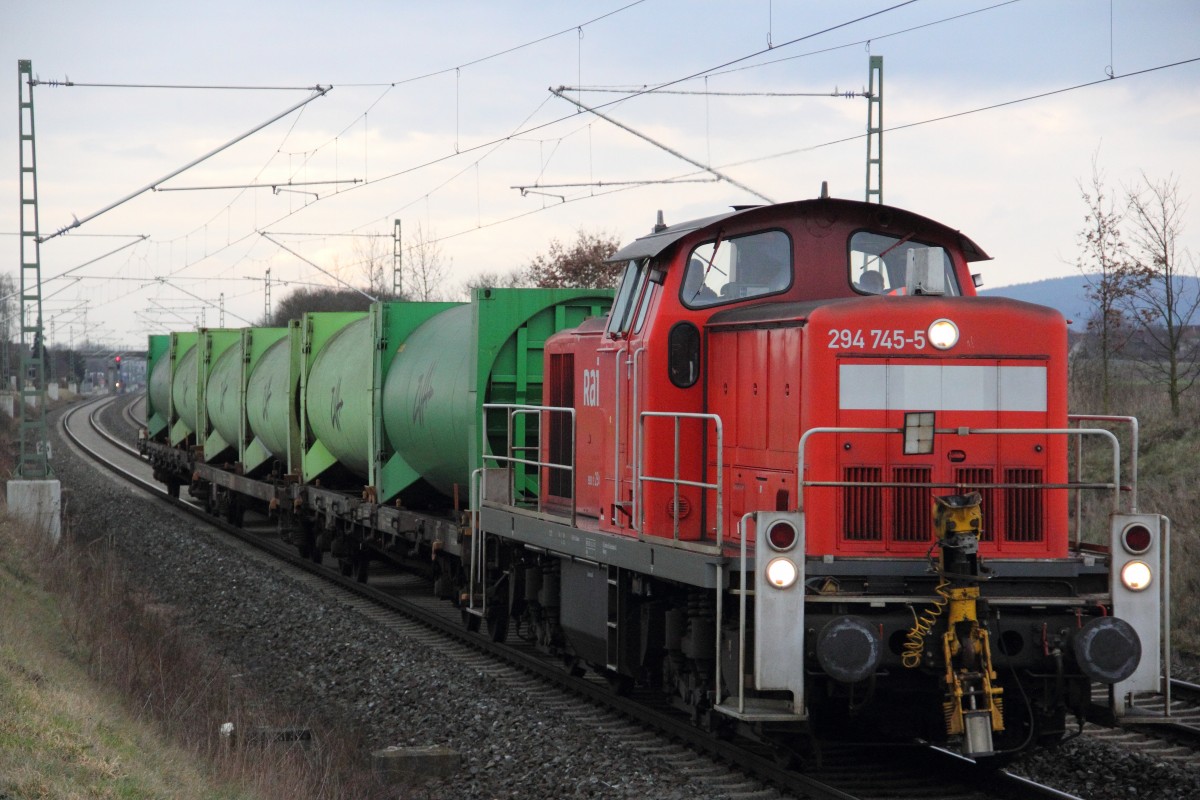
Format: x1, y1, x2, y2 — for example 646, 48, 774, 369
204, 338, 243, 458
381, 305, 475, 495
170, 338, 199, 445
305, 315, 373, 476
146, 334, 170, 439
198, 329, 242, 462
244, 329, 294, 470
381, 288, 613, 498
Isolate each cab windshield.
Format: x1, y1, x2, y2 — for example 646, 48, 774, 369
606, 259, 651, 337
849, 231, 961, 296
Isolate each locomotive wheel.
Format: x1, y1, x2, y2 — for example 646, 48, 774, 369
355, 554, 370, 583
485, 571, 512, 643
166, 481, 180, 499
486, 603, 510, 643
339, 558, 353, 577
462, 607, 482, 633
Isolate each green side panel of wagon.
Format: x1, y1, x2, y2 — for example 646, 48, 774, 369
168, 331, 199, 447
240, 325, 292, 476
197, 329, 242, 463
380, 288, 613, 503
145, 334, 170, 440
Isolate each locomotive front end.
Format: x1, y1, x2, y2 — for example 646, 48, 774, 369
781, 261, 1162, 757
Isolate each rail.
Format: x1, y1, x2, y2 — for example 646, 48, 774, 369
636, 411, 724, 545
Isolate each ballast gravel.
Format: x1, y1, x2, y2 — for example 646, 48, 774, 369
42, 398, 1200, 800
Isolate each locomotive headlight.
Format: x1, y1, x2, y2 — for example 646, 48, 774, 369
928, 318, 959, 350
765, 557, 799, 589
1120, 560, 1153, 592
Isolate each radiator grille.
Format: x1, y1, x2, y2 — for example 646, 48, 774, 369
892, 467, 932, 542
1004, 468, 1044, 542
955, 467, 995, 542
843, 466, 882, 541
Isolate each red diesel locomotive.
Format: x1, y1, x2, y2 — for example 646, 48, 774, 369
469, 193, 1169, 759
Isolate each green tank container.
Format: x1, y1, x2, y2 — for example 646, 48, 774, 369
244, 326, 296, 473
380, 288, 613, 499
168, 331, 199, 446
381, 305, 475, 495
304, 315, 373, 476
299, 303, 459, 485
205, 340, 241, 449
146, 334, 170, 440
198, 329, 242, 462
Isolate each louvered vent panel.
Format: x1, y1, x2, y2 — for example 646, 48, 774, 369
547, 353, 574, 498
843, 466, 882, 541
1004, 468, 1044, 543
955, 467, 995, 542
893, 467, 932, 542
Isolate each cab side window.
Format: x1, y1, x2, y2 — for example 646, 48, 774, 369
681, 229, 791, 308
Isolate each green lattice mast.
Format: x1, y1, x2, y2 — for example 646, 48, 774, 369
16, 60, 52, 478
865, 55, 883, 204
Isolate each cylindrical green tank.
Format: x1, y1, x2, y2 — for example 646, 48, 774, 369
246, 336, 292, 461
205, 339, 244, 449
172, 344, 199, 434
305, 317, 373, 476
382, 305, 474, 495
149, 352, 171, 426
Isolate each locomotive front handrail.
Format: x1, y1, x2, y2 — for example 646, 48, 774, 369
637, 411, 723, 546
796, 425, 1125, 544
1070, 414, 1139, 513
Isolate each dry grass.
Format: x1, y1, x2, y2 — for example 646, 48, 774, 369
0, 519, 250, 799
0, 517, 394, 800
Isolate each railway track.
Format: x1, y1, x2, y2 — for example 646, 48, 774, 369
64, 393, 1090, 800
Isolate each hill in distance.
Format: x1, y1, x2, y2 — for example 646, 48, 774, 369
978, 275, 1095, 324
980, 274, 1200, 326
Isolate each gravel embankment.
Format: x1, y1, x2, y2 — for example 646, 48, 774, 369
58, 398, 729, 800
48, 397, 1200, 800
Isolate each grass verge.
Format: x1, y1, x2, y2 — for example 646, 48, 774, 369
0, 516, 391, 800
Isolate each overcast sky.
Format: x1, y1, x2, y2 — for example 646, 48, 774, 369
3, 0, 1198, 348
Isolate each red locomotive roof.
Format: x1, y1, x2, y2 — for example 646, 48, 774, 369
608, 197, 991, 264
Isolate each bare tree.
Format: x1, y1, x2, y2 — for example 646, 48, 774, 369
526, 229, 622, 289
1122, 173, 1199, 417
406, 222, 450, 302
1075, 157, 1145, 412
353, 233, 394, 299
264, 286, 376, 326
458, 269, 529, 299
0, 273, 14, 386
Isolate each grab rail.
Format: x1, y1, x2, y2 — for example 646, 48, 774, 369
637, 411, 724, 546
